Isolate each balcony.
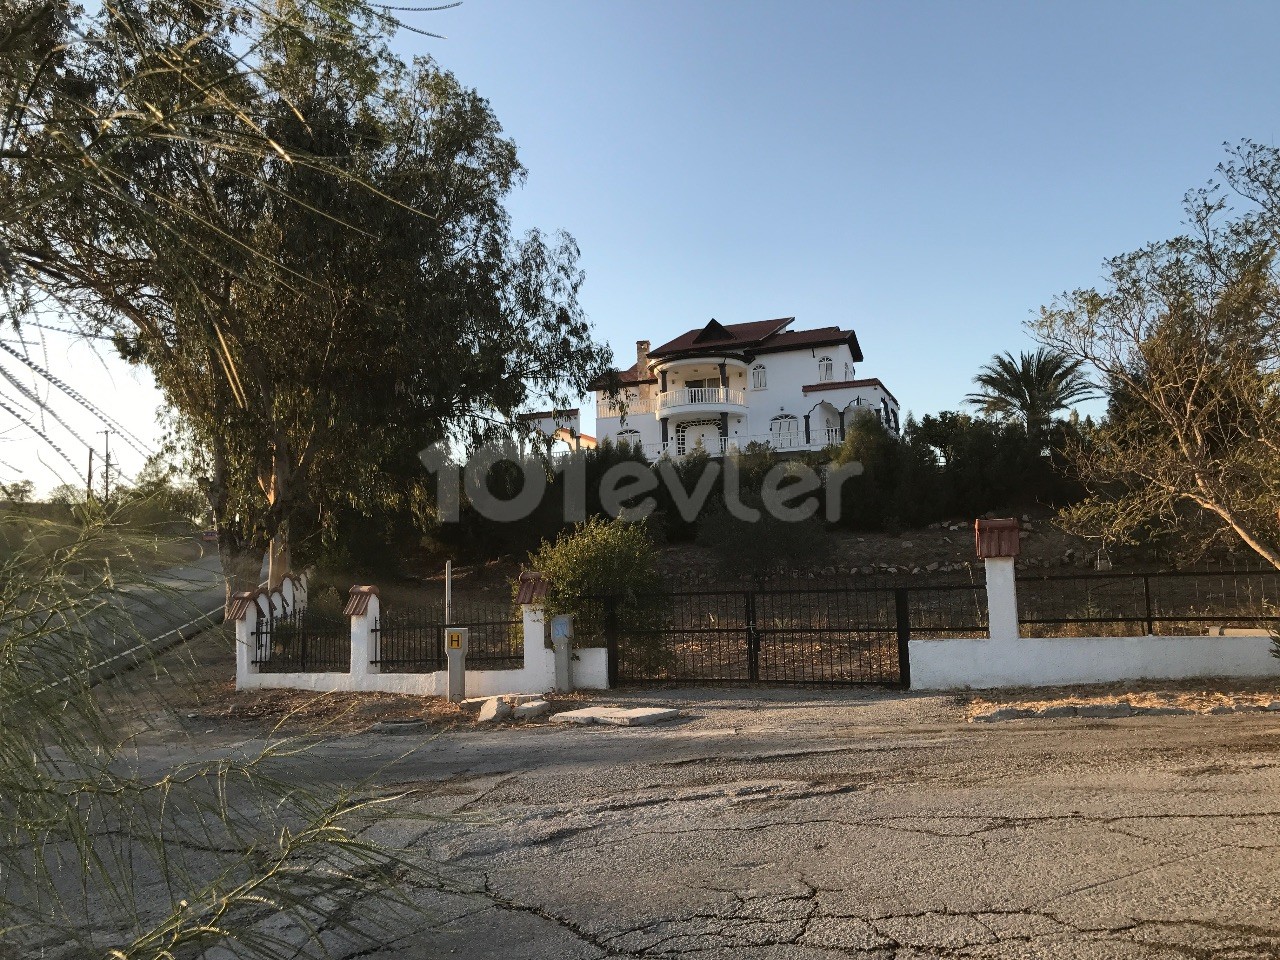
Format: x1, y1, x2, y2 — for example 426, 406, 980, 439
596, 396, 656, 418
655, 386, 747, 415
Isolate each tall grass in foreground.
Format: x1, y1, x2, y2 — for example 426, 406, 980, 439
0, 511, 422, 958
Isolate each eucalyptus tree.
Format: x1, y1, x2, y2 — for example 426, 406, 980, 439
1, 0, 612, 592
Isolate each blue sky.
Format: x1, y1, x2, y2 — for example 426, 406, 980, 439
8, 0, 1280, 492
405, 0, 1280, 424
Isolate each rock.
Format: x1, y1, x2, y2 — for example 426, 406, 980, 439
1235, 704, 1265, 713
926, 562, 940, 572
942, 536, 952, 544
902, 541, 913, 547
477, 698, 513, 723
512, 700, 552, 721
1037, 705, 1078, 719
1263, 701, 1280, 712
974, 707, 1037, 722
1208, 704, 1235, 715
1077, 703, 1134, 719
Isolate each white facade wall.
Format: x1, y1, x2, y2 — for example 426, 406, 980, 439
593, 340, 901, 455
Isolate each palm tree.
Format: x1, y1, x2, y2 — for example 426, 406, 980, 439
965, 348, 1095, 435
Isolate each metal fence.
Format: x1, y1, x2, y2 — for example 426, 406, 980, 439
252, 607, 351, 673
372, 597, 522, 673
1018, 568, 1280, 637
578, 583, 987, 687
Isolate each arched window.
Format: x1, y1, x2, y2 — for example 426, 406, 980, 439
751, 364, 767, 390
770, 414, 800, 449
818, 357, 833, 382
616, 429, 642, 452
844, 362, 855, 381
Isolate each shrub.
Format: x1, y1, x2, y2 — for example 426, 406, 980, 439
696, 505, 832, 580
522, 516, 668, 663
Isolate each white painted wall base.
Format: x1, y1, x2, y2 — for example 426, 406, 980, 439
571, 648, 609, 690
234, 598, 610, 697
910, 634, 1280, 691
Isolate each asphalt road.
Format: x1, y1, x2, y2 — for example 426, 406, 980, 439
162, 687, 1280, 959
68, 550, 228, 686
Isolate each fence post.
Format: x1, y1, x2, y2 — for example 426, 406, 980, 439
521, 601, 550, 687
894, 588, 911, 690
550, 613, 573, 692
745, 591, 760, 683
605, 597, 619, 688
230, 591, 261, 690
984, 557, 1020, 642
1143, 575, 1155, 636
344, 586, 380, 683
975, 519, 1021, 643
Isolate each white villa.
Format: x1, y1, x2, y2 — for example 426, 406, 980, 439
579, 316, 901, 457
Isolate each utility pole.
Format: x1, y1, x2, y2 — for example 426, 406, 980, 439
99, 429, 112, 504
86, 448, 94, 503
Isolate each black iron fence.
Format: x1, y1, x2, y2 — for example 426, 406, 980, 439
576, 583, 987, 687
1018, 568, 1280, 637
252, 607, 351, 673
371, 597, 522, 673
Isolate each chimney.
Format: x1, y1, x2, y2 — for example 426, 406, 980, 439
636, 340, 650, 374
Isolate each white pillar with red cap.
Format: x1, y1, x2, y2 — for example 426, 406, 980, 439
975, 519, 1021, 643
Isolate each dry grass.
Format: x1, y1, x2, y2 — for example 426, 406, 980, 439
962, 677, 1280, 720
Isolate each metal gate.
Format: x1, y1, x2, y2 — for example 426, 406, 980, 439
589, 583, 986, 688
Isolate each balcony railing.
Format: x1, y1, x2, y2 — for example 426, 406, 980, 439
656, 386, 747, 412
596, 396, 656, 418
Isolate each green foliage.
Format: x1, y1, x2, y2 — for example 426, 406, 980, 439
2, 0, 612, 588
964, 348, 1095, 438
0, 478, 33, 506
1036, 142, 1280, 567
523, 516, 667, 655
0, 509, 419, 958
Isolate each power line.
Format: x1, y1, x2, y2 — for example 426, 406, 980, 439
0, 396, 81, 476
0, 357, 95, 454
0, 341, 154, 458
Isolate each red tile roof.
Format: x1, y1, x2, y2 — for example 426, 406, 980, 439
342, 585, 380, 617
802, 377, 897, 405
755, 327, 863, 360
590, 317, 867, 390
648, 317, 795, 358
515, 570, 549, 605
587, 361, 657, 392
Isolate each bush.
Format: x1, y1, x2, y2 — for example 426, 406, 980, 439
522, 516, 668, 664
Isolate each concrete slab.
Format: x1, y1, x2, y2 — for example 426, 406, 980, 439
477, 699, 513, 723
549, 706, 682, 727
512, 700, 552, 721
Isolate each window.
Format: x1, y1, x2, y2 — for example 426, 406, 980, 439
751, 364, 767, 390
844, 362, 855, 381
818, 357, 833, 382
770, 414, 800, 449
617, 429, 641, 451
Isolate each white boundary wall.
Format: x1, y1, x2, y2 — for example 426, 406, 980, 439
910, 555, 1280, 690
234, 587, 608, 697
910, 634, 1277, 691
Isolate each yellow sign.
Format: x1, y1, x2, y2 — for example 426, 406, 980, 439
447, 629, 464, 649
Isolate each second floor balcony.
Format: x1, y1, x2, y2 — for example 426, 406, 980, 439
656, 386, 747, 415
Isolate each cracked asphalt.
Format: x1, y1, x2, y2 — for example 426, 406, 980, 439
193, 688, 1280, 956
